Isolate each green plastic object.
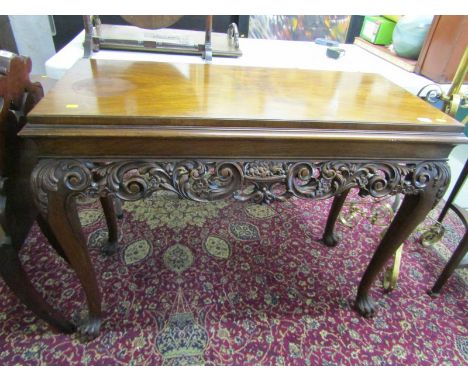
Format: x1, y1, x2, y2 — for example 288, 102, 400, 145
360, 16, 396, 45
392, 16, 434, 59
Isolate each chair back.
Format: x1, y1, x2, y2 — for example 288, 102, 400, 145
0, 50, 44, 248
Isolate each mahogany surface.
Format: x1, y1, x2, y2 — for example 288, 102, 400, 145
19, 58, 467, 337
21, 59, 465, 161
28, 59, 461, 129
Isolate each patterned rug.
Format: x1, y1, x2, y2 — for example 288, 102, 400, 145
0, 192, 467, 365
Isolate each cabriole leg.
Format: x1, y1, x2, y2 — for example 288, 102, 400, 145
322, 188, 351, 247
100, 195, 118, 256
45, 190, 102, 336
32, 160, 102, 337
355, 190, 439, 317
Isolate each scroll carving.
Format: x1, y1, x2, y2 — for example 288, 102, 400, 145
31, 159, 450, 216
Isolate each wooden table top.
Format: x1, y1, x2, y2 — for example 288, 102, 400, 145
27, 58, 462, 132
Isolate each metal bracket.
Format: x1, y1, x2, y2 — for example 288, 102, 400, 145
227, 23, 240, 49
202, 16, 213, 62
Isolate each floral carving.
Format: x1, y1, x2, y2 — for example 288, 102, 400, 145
288, 161, 449, 205
31, 159, 450, 216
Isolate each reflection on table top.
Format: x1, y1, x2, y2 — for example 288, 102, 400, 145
30, 58, 462, 131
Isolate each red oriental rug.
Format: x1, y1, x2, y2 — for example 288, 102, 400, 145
0, 193, 466, 365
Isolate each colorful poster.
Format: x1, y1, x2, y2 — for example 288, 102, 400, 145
248, 15, 351, 43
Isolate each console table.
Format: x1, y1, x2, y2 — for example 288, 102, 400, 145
19, 58, 467, 336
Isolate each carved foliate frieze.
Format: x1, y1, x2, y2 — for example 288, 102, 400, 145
31, 159, 450, 216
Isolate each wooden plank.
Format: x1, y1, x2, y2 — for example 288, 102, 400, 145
354, 37, 417, 73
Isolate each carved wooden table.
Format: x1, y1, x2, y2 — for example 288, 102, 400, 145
19, 59, 467, 336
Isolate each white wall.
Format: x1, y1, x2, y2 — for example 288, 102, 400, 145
447, 144, 468, 208
8, 15, 56, 74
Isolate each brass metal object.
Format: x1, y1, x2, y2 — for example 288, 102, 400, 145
420, 221, 446, 247
445, 46, 468, 110
370, 203, 396, 226
417, 45, 467, 247
417, 46, 468, 118
339, 202, 360, 227
339, 195, 403, 292
339, 198, 396, 227
383, 243, 403, 291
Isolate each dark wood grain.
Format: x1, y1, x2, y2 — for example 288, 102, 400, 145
20, 126, 466, 162
26, 59, 462, 131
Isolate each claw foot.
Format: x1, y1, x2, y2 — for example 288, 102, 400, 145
102, 241, 118, 256
354, 294, 377, 318
427, 289, 440, 298
322, 232, 339, 247
77, 316, 101, 339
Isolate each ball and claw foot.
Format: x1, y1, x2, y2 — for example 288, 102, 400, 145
427, 289, 440, 298
322, 232, 339, 247
77, 316, 101, 339
102, 240, 118, 256
354, 294, 377, 318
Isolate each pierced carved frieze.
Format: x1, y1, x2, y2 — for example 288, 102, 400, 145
31, 159, 450, 216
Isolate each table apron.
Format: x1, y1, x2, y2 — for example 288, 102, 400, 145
30, 158, 451, 215
25, 136, 461, 160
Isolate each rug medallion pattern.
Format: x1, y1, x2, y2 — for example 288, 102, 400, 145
0, 192, 466, 365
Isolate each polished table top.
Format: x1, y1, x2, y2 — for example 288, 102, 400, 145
27, 58, 462, 131
21, 59, 466, 160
